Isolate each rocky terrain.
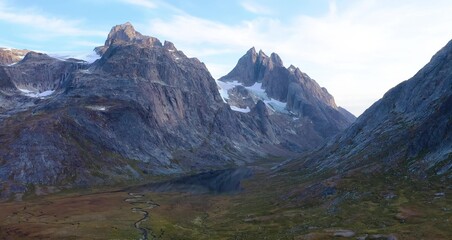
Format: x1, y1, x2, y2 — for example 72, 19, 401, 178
0, 22, 450, 240
0, 48, 29, 66
0, 23, 355, 198
285, 39, 452, 179
219, 47, 355, 142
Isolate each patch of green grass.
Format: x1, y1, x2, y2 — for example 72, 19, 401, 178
136, 165, 451, 239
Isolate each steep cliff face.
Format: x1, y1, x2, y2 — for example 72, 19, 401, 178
0, 23, 325, 196
4, 52, 85, 92
219, 48, 355, 140
289, 39, 452, 178
0, 51, 86, 115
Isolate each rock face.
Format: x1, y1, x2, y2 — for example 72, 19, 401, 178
6, 52, 84, 92
0, 48, 29, 65
94, 22, 162, 56
219, 48, 355, 140
293, 39, 452, 178
0, 51, 86, 114
0, 23, 339, 196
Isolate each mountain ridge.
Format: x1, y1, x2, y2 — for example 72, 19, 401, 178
0, 23, 356, 198
219, 47, 355, 139
282, 39, 452, 178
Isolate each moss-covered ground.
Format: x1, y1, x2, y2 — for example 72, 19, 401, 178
0, 158, 450, 239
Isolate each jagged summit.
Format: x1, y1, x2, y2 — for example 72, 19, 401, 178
218, 48, 355, 141
288, 64, 297, 72
94, 22, 162, 56
269, 52, 283, 67
219, 48, 284, 86
248, 46, 256, 54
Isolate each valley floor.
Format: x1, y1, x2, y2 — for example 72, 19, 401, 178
0, 158, 450, 240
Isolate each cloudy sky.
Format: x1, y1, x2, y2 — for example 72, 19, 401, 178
1, 0, 451, 115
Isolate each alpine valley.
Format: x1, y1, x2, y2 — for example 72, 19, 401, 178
0, 23, 450, 240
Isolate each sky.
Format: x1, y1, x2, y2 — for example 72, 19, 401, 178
1, 0, 451, 116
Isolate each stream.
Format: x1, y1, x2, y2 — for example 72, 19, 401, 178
125, 168, 252, 239
124, 193, 160, 240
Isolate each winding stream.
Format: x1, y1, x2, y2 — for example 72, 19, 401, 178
124, 168, 252, 239
124, 192, 160, 240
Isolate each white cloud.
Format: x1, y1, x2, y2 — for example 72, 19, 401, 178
328, 0, 337, 16
119, 0, 156, 9
72, 40, 103, 47
0, 2, 105, 37
148, 15, 269, 48
145, 0, 452, 116
119, 0, 185, 14
240, 0, 273, 15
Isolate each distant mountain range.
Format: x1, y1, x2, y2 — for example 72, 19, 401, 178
0, 23, 356, 198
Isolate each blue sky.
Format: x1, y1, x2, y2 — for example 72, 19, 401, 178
1, 0, 451, 115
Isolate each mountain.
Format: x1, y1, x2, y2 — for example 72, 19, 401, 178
0, 23, 351, 198
0, 48, 29, 66
219, 47, 355, 140
0, 23, 232, 195
285, 39, 452, 179
94, 22, 162, 56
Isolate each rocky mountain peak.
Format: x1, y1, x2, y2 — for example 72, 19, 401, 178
94, 22, 162, 56
270, 53, 283, 67
163, 40, 177, 51
219, 48, 278, 86
220, 47, 356, 138
106, 22, 138, 44
258, 49, 267, 58
247, 47, 257, 55
21, 51, 54, 62
0, 47, 30, 65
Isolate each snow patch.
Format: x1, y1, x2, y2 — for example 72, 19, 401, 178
245, 82, 267, 99
230, 106, 250, 113
264, 98, 288, 114
86, 105, 108, 111
48, 51, 100, 63
18, 88, 55, 98
216, 80, 288, 114
244, 82, 288, 113
216, 80, 242, 103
